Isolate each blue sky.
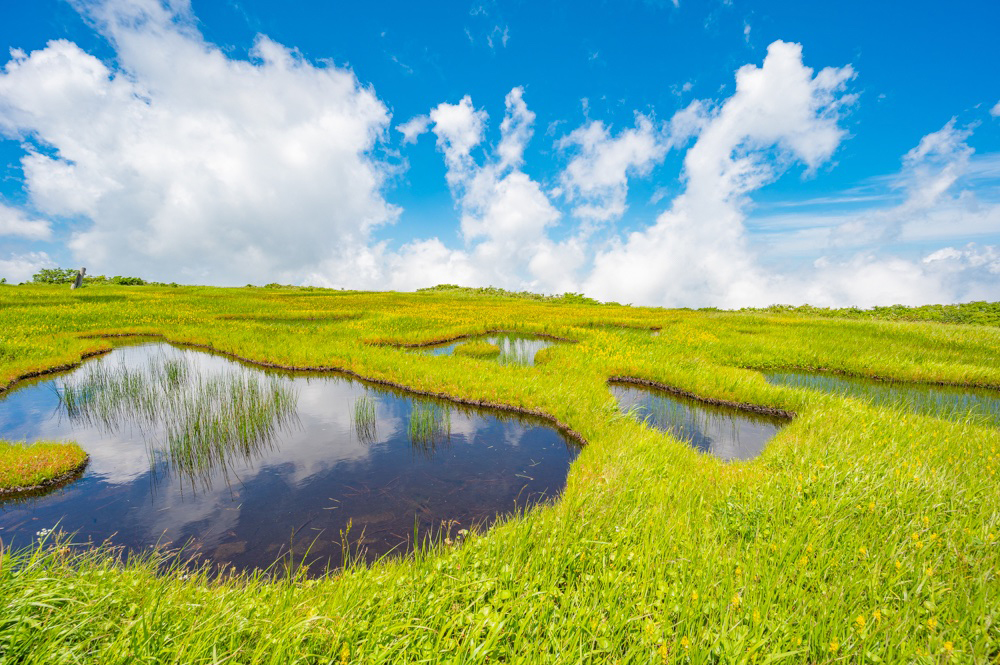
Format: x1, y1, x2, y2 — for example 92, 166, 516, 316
0, 0, 998, 306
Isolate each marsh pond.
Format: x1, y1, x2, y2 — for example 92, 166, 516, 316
0, 343, 579, 574
610, 383, 788, 461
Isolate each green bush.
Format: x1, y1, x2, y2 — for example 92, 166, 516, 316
32, 268, 79, 284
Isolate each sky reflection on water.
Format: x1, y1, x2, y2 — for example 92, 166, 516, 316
0, 343, 578, 574
610, 383, 786, 461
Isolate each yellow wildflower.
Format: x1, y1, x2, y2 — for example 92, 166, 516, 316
680, 636, 690, 649
927, 617, 938, 630
691, 591, 698, 601
829, 640, 839, 653
856, 615, 866, 629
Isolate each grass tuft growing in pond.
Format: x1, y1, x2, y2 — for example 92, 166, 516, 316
408, 403, 451, 451
352, 395, 378, 443
60, 354, 297, 487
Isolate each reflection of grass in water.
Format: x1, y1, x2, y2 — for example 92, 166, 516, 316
495, 339, 537, 367
60, 354, 297, 488
767, 372, 1000, 427
644, 399, 737, 446
408, 404, 451, 452
353, 395, 378, 444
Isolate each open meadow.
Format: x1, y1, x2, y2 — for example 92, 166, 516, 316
1, 283, 999, 663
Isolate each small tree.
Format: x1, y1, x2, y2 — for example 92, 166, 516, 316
32, 268, 79, 284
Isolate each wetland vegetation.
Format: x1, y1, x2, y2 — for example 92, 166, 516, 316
0, 283, 998, 662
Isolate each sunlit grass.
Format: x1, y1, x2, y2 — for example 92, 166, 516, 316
765, 370, 1000, 427
452, 340, 500, 359
0, 284, 999, 662
0, 440, 87, 492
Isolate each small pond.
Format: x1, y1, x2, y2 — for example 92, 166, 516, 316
0, 343, 579, 574
764, 371, 1000, 427
417, 333, 562, 366
610, 383, 787, 461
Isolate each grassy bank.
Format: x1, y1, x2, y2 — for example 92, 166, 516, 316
0, 440, 88, 494
0, 283, 998, 663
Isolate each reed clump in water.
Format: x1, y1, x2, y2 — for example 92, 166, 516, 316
352, 395, 378, 443
408, 403, 451, 452
495, 339, 537, 366
60, 353, 297, 486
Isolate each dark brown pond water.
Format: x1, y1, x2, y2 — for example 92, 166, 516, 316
610, 383, 787, 461
418, 333, 561, 366
0, 343, 579, 575
764, 371, 1000, 427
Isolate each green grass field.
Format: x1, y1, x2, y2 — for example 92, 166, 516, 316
0, 283, 998, 663
0, 440, 88, 493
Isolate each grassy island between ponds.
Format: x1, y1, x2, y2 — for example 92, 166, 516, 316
452, 340, 502, 358
0, 440, 88, 494
0, 283, 999, 663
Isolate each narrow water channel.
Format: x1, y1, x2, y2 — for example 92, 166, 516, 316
764, 371, 1000, 427
418, 333, 560, 366
0, 343, 579, 574
610, 383, 787, 461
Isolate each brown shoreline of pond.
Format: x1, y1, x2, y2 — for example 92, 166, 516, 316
3, 333, 588, 448
607, 375, 797, 420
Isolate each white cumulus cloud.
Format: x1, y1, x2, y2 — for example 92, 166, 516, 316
0, 251, 55, 282
557, 114, 667, 224
0, 0, 397, 285
583, 40, 856, 307
0, 203, 52, 240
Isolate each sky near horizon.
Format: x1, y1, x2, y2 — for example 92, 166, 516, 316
0, 0, 998, 307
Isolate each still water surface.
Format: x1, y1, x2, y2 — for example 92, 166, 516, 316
418, 333, 560, 366
0, 343, 579, 574
764, 371, 1000, 427
610, 383, 787, 461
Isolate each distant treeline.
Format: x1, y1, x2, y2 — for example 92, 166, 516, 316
417, 284, 603, 305
28, 268, 178, 287
740, 301, 1000, 327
